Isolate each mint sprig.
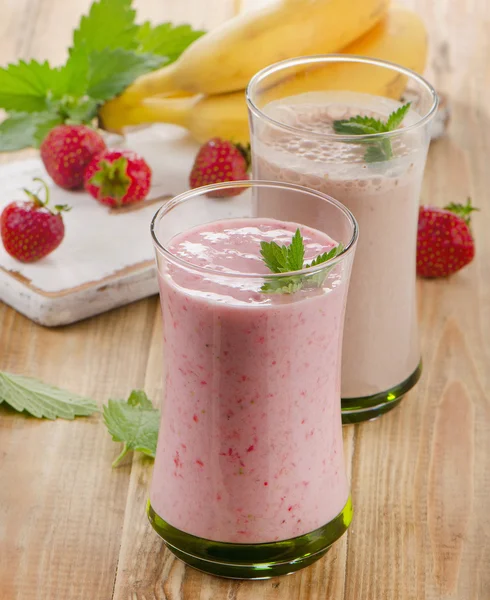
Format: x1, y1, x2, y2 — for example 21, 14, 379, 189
333, 102, 411, 163
103, 390, 160, 467
260, 229, 344, 294
0, 0, 205, 151
0, 371, 97, 419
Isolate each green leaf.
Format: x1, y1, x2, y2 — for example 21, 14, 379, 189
87, 48, 164, 101
136, 22, 205, 64
0, 112, 41, 151
0, 60, 60, 112
386, 102, 411, 131
364, 138, 393, 163
72, 0, 139, 54
333, 102, 411, 164
57, 45, 91, 97
286, 229, 305, 271
444, 197, 480, 226
103, 390, 160, 467
261, 275, 304, 294
32, 113, 64, 147
305, 243, 345, 287
0, 371, 98, 420
260, 228, 345, 295
260, 240, 288, 273
332, 121, 379, 135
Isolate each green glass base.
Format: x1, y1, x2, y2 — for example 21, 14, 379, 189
341, 361, 422, 425
147, 496, 353, 579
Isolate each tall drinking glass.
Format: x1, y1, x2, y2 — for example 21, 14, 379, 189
247, 55, 438, 424
148, 180, 358, 578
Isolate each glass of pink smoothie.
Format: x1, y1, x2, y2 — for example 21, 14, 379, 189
247, 56, 438, 424
148, 180, 358, 578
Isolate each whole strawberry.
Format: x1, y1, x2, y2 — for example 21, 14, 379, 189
189, 138, 250, 197
1, 178, 69, 263
417, 198, 478, 278
40, 125, 106, 190
84, 149, 152, 207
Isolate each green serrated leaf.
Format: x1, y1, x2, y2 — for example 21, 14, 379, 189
305, 243, 345, 287
364, 138, 393, 163
0, 112, 42, 151
87, 48, 164, 101
0, 60, 61, 112
286, 228, 305, 271
0, 371, 97, 420
136, 22, 205, 64
333, 114, 387, 136
261, 275, 303, 294
127, 389, 153, 409
72, 0, 139, 54
103, 392, 160, 467
260, 240, 288, 273
32, 113, 64, 147
386, 102, 411, 131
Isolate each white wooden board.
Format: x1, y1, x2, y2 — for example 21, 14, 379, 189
0, 125, 201, 326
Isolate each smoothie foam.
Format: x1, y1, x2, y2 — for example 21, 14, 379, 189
150, 218, 350, 543
253, 91, 426, 398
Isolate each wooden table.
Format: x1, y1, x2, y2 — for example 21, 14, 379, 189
1, 1, 488, 598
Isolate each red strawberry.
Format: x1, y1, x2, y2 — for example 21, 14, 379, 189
40, 125, 106, 190
1, 178, 69, 263
189, 138, 250, 197
417, 198, 478, 278
83, 149, 152, 207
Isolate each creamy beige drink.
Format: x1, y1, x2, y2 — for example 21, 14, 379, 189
252, 90, 429, 416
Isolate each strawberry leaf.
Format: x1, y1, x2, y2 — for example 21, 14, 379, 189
444, 197, 479, 226
89, 155, 131, 200
72, 0, 139, 53
0, 60, 61, 112
87, 48, 164, 101
136, 22, 205, 64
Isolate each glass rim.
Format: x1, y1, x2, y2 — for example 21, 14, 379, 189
246, 54, 439, 142
151, 180, 358, 280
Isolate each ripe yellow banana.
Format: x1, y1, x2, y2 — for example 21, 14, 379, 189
100, 93, 251, 144
119, 0, 389, 99
100, 6, 427, 144
260, 4, 428, 103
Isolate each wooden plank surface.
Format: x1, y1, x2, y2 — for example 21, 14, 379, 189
0, 0, 488, 599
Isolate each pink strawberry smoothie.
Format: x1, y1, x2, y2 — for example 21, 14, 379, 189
150, 218, 350, 544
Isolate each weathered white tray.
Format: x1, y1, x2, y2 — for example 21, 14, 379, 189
0, 125, 200, 326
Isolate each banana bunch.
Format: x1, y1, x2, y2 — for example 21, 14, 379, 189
99, 2, 428, 144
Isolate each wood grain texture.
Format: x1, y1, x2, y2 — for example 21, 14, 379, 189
1, 0, 489, 599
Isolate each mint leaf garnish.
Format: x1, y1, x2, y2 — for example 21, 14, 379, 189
386, 102, 412, 130
260, 229, 344, 294
103, 390, 160, 467
0, 371, 97, 419
333, 102, 411, 164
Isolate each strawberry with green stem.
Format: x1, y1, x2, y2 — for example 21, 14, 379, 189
417, 198, 478, 278
189, 138, 251, 197
84, 149, 152, 207
1, 178, 69, 262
